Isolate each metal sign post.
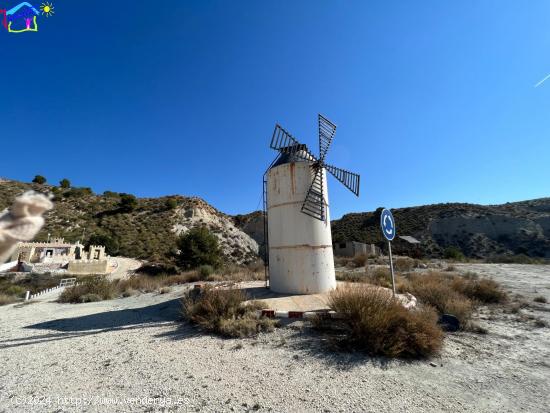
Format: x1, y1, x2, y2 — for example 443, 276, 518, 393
380, 208, 397, 296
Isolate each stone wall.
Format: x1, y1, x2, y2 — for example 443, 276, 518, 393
67, 260, 108, 274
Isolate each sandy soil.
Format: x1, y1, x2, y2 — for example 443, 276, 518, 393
0, 264, 549, 412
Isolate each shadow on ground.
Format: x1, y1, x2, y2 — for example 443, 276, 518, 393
1, 299, 201, 350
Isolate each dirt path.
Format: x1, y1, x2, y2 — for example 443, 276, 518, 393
0, 265, 549, 412
107, 257, 142, 281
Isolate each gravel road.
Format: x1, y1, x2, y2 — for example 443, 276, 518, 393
0, 264, 549, 412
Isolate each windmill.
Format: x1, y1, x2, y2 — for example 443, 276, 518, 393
263, 114, 360, 294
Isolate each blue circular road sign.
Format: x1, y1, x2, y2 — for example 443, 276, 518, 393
380, 208, 396, 241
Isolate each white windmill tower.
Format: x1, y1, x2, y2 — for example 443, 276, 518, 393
264, 114, 360, 294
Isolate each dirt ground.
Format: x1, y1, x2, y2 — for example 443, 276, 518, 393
0, 264, 549, 412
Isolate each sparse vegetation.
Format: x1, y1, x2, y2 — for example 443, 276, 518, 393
534, 296, 547, 304
0, 273, 71, 305
59, 178, 71, 189
319, 285, 443, 358
59, 279, 117, 303
181, 286, 278, 338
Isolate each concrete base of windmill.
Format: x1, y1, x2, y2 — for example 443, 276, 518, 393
237, 281, 417, 316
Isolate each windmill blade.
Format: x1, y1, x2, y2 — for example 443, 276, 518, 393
324, 163, 360, 196
301, 167, 326, 221
270, 124, 318, 162
318, 114, 336, 162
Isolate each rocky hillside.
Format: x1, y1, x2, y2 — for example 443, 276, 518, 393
331, 200, 550, 259
0, 179, 258, 265
235, 199, 550, 259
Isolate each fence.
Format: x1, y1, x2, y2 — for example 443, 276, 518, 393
26, 278, 79, 300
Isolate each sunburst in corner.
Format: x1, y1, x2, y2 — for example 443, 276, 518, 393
40, 2, 55, 17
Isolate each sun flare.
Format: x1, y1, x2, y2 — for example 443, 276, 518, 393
40, 2, 54, 17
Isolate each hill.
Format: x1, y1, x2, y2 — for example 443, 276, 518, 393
0, 178, 258, 265
234, 199, 550, 260
331, 200, 550, 259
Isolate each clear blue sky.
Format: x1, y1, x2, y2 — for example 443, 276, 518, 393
2, 1, 549, 218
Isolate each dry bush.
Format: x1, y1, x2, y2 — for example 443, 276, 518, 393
336, 271, 368, 283
116, 276, 159, 294
534, 296, 547, 304
352, 254, 368, 267
334, 256, 352, 267
406, 272, 473, 324
326, 286, 443, 358
246, 259, 265, 273
394, 257, 415, 272
59, 279, 117, 303
181, 286, 277, 338
0, 293, 18, 306
366, 267, 393, 288
451, 277, 507, 304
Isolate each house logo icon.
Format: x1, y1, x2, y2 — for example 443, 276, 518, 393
1, 1, 54, 33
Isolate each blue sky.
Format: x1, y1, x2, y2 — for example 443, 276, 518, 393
1, 1, 549, 218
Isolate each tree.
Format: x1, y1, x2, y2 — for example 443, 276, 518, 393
32, 175, 46, 184
59, 178, 71, 189
176, 226, 222, 269
87, 234, 120, 256
118, 193, 138, 212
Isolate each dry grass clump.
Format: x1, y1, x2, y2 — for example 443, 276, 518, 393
181, 286, 277, 338
451, 276, 508, 304
352, 254, 368, 267
406, 272, 473, 324
402, 271, 508, 326
324, 286, 443, 358
59, 279, 117, 303
336, 271, 367, 283
534, 296, 547, 304
0, 293, 18, 306
394, 257, 415, 272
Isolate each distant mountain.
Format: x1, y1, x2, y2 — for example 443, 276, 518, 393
235, 199, 550, 259
0, 178, 258, 265
3, 177, 547, 262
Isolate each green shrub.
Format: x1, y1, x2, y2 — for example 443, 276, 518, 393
32, 175, 46, 184
4, 285, 27, 297
325, 286, 443, 358
118, 194, 138, 212
63, 187, 93, 198
443, 246, 465, 261
59, 178, 71, 189
198, 265, 214, 278
87, 234, 119, 255
165, 198, 178, 210
176, 227, 222, 269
